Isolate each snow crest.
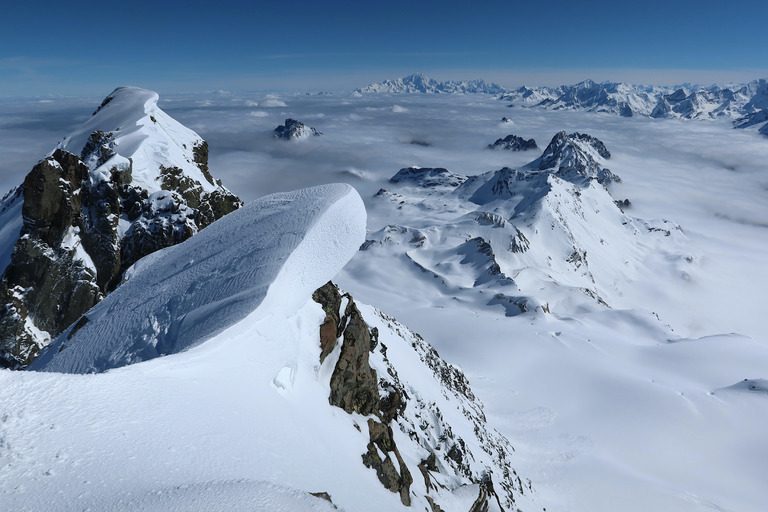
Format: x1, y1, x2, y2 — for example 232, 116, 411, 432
31, 184, 366, 373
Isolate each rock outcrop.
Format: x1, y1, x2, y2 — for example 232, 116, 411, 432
531, 131, 620, 185
273, 118, 322, 140
313, 282, 532, 510
389, 167, 468, 189
0, 87, 242, 368
488, 134, 538, 151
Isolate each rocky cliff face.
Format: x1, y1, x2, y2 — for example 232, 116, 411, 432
0, 87, 241, 368
487, 134, 538, 151
313, 282, 532, 510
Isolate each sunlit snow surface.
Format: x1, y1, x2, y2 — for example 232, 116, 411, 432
30, 183, 365, 373
1, 91, 767, 511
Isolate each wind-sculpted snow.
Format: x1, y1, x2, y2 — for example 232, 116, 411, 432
59, 86, 217, 192
31, 184, 365, 373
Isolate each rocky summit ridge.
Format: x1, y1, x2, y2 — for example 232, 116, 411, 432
0, 87, 242, 368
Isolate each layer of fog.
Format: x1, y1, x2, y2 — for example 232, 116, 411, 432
2, 90, 766, 341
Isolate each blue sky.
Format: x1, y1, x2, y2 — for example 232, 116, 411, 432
1, 0, 766, 97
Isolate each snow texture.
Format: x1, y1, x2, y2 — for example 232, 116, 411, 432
59, 86, 218, 192
31, 183, 365, 373
2, 86, 768, 512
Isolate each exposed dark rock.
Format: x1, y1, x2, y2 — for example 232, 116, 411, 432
192, 140, 216, 185
468, 483, 490, 512
534, 131, 620, 185
313, 283, 413, 504
615, 198, 631, 211
488, 134, 538, 151
312, 282, 344, 363
328, 297, 380, 415
0, 96, 243, 368
362, 418, 413, 506
418, 453, 438, 492
313, 283, 530, 509
509, 228, 530, 253
309, 492, 335, 505
469, 473, 505, 512
273, 118, 322, 140
315, 282, 381, 417
80, 130, 115, 168
389, 167, 467, 188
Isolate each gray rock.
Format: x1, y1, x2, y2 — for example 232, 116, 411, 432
488, 134, 538, 151
389, 167, 467, 189
273, 118, 322, 140
0, 98, 242, 369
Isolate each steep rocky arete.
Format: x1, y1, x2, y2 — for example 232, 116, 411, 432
313, 282, 532, 510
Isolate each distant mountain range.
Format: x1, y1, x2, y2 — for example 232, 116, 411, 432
353, 73, 507, 95
355, 74, 768, 135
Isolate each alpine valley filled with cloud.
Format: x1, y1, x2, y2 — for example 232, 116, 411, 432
0, 73, 767, 512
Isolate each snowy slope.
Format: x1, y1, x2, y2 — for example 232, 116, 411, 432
5, 183, 536, 512
31, 184, 365, 373
59, 86, 217, 193
0, 87, 241, 368
355, 131, 688, 317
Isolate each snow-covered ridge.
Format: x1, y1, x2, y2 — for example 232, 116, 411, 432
355, 131, 689, 317
31, 184, 365, 374
22, 181, 534, 511
502, 78, 768, 132
60, 86, 218, 192
354, 73, 507, 95
0, 86, 242, 368
357, 75, 768, 133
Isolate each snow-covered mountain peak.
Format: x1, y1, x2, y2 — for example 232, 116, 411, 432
530, 131, 619, 185
0, 87, 242, 368
59, 86, 217, 194
274, 118, 323, 140
354, 74, 507, 95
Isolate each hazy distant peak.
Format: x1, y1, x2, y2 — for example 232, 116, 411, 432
354, 74, 508, 95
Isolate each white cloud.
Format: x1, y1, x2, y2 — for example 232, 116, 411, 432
261, 94, 287, 107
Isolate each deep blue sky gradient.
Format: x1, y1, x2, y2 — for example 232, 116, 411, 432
1, 0, 766, 97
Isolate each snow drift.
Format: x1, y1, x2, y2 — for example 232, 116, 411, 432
31, 183, 366, 373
